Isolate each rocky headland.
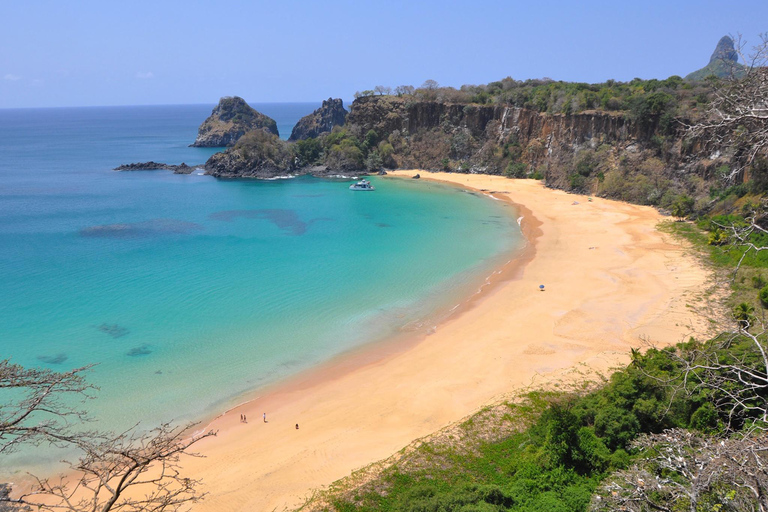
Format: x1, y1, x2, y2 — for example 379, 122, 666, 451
288, 98, 347, 141
191, 96, 279, 147
118, 37, 759, 215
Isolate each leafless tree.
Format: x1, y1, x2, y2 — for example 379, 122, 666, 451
591, 429, 768, 512
712, 200, 768, 278
666, 202, 768, 433
688, 33, 768, 182
0, 360, 96, 455
675, 327, 768, 433
394, 85, 414, 96
420, 79, 439, 91
373, 85, 391, 96
15, 424, 213, 512
0, 360, 215, 512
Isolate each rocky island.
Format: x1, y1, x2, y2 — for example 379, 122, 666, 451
288, 98, 347, 141
113, 162, 200, 174
191, 96, 279, 147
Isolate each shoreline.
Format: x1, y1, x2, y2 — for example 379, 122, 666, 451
175, 171, 710, 512
13, 172, 711, 512
190, 179, 538, 438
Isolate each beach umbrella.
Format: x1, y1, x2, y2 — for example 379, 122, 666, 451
539, 285, 545, 291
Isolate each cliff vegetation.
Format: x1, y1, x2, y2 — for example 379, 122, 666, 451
193, 36, 768, 226
192, 96, 279, 147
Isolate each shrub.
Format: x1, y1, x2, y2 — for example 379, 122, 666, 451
505, 162, 527, 178
760, 285, 768, 307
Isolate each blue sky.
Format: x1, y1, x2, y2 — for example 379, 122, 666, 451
1, 0, 766, 108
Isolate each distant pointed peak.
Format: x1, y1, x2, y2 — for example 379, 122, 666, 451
710, 35, 738, 65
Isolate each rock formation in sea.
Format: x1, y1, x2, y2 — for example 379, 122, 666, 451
114, 162, 199, 174
122, 41, 755, 211
197, 91, 730, 193
191, 96, 279, 147
288, 98, 348, 141
205, 130, 296, 178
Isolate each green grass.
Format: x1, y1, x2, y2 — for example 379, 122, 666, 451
660, 217, 768, 324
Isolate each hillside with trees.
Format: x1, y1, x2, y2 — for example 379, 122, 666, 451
200, 35, 768, 222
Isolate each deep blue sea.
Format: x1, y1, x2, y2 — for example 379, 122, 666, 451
0, 103, 522, 469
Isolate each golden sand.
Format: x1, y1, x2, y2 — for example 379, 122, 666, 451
181, 171, 710, 511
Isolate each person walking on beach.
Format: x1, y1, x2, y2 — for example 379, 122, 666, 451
263, 412, 267, 423
243, 414, 247, 423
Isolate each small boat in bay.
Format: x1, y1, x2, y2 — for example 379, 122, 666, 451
349, 179, 375, 191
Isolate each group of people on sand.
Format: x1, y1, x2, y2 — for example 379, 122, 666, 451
239, 412, 299, 429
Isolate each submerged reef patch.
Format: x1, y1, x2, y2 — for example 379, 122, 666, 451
96, 323, 130, 339
209, 209, 331, 235
37, 353, 68, 364
79, 218, 203, 239
126, 344, 152, 357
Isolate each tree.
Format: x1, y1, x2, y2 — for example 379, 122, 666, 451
689, 33, 768, 182
394, 85, 415, 97
733, 301, 757, 328
592, 429, 768, 512
420, 79, 439, 91
0, 361, 95, 455
373, 85, 391, 96
671, 194, 694, 220
353, 90, 375, 99
0, 360, 215, 512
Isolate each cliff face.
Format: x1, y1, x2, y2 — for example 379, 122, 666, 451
199, 94, 733, 211
289, 98, 347, 141
191, 96, 279, 147
342, 95, 732, 208
345, 95, 664, 171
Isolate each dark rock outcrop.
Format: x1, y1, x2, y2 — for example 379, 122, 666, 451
710, 35, 739, 65
114, 162, 200, 174
191, 96, 279, 147
205, 130, 295, 178
288, 98, 348, 141
685, 36, 744, 81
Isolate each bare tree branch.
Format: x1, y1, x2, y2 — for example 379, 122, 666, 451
0, 360, 98, 455
0, 361, 216, 512
16, 423, 215, 512
592, 429, 768, 512
687, 33, 768, 183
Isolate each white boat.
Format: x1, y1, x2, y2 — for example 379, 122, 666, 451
349, 179, 375, 191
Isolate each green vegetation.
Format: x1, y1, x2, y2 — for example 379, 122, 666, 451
364, 75, 711, 122
303, 338, 764, 512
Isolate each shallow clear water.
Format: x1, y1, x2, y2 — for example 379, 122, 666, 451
0, 105, 521, 468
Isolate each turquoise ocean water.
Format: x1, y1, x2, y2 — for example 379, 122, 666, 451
0, 103, 522, 469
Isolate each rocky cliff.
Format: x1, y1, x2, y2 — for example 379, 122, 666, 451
344, 95, 664, 172
288, 98, 347, 141
191, 90, 739, 214
191, 96, 279, 147
685, 35, 744, 81
340, 95, 735, 210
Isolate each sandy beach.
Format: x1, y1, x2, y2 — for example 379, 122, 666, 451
181, 171, 711, 512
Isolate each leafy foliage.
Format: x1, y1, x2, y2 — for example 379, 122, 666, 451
302, 345, 725, 512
